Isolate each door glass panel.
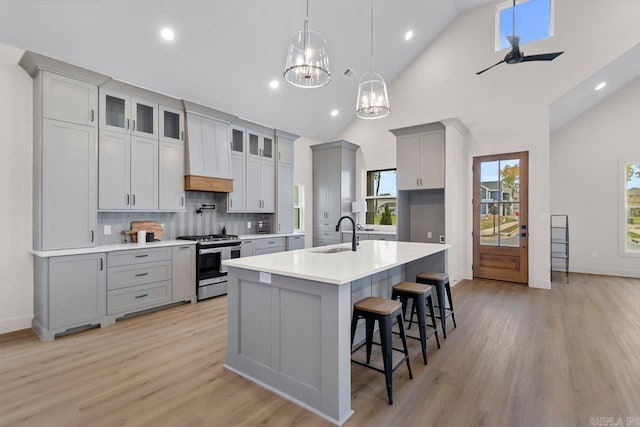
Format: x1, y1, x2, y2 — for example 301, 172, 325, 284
480, 161, 500, 202
105, 95, 125, 128
232, 129, 244, 153
480, 202, 499, 246
499, 203, 520, 247
480, 160, 500, 246
164, 110, 180, 139
263, 137, 273, 158
500, 159, 520, 202
249, 133, 259, 156
136, 103, 154, 135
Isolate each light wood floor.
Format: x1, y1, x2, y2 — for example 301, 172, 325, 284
2, 274, 640, 427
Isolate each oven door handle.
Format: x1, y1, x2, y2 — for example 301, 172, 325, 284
199, 248, 222, 255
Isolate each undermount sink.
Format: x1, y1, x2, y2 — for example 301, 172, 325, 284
313, 247, 354, 254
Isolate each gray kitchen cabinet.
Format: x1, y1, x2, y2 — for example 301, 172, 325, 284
342, 233, 396, 243
276, 131, 296, 234
100, 89, 159, 139
246, 156, 261, 210
228, 126, 246, 212
172, 245, 196, 301
241, 240, 255, 257
254, 237, 286, 255
98, 130, 159, 211
159, 141, 186, 211
41, 119, 98, 249
42, 71, 98, 127
286, 235, 305, 251
160, 105, 185, 143
261, 158, 275, 212
311, 141, 359, 246
107, 281, 171, 316
396, 129, 445, 190
33, 253, 106, 341
245, 128, 275, 213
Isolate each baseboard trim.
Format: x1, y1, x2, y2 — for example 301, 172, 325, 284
570, 265, 640, 279
0, 314, 32, 335
529, 278, 551, 290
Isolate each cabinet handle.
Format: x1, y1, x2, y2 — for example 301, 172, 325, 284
278, 224, 281, 231
420, 177, 423, 186
100, 258, 103, 271
126, 194, 130, 205
135, 254, 149, 258
417, 178, 419, 186
181, 196, 184, 207
181, 130, 184, 140
90, 109, 95, 122
135, 293, 148, 299
279, 152, 281, 160
91, 230, 94, 242
179, 246, 190, 249
135, 272, 148, 277
126, 118, 130, 130
132, 120, 136, 132
132, 194, 136, 206
268, 241, 275, 244
229, 198, 233, 208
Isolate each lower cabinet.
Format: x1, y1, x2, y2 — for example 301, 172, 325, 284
32, 243, 196, 341
241, 240, 255, 257
342, 233, 397, 243
255, 237, 286, 255
33, 253, 106, 341
286, 235, 305, 251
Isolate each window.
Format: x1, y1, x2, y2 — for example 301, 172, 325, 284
496, 0, 553, 51
293, 184, 303, 231
625, 162, 640, 253
365, 169, 397, 225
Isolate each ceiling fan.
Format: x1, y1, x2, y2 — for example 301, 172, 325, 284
476, 0, 564, 75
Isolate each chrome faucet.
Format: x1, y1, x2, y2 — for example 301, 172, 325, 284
335, 216, 357, 251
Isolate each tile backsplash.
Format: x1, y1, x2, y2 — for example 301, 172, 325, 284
97, 192, 273, 244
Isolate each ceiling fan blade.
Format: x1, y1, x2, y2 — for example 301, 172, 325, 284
476, 59, 505, 75
507, 34, 520, 49
521, 52, 564, 62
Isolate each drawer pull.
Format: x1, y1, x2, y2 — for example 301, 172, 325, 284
135, 254, 149, 258
268, 241, 275, 244
179, 246, 190, 249
135, 293, 149, 299
135, 272, 149, 277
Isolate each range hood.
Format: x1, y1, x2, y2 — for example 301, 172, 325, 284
183, 101, 236, 192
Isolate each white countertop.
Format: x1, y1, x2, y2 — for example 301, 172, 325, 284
31, 239, 196, 258
239, 232, 306, 240
223, 240, 449, 285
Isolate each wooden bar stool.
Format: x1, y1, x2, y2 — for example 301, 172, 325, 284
391, 281, 440, 365
350, 297, 413, 405
416, 272, 457, 339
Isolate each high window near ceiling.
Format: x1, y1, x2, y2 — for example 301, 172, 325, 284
496, 0, 554, 51
365, 169, 397, 225
623, 162, 640, 255
293, 184, 304, 231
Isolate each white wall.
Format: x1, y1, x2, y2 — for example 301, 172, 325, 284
0, 42, 33, 333
328, 0, 640, 288
550, 76, 640, 278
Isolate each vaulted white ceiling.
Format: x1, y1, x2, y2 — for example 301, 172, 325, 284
0, 0, 496, 141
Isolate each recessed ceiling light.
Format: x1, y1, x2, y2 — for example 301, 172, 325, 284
595, 81, 606, 91
270, 80, 280, 89
404, 30, 414, 41
330, 109, 339, 117
160, 28, 175, 41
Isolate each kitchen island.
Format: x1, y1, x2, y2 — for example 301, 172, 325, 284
222, 240, 449, 425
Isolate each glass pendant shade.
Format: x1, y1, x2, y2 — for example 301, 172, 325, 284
283, 20, 331, 88
355, 71, 390, 119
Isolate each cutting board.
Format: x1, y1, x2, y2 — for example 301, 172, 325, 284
126, 221, 164, 242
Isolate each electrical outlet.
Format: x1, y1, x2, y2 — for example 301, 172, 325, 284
247, 221, 252, 229
440, 235, 445, 243
427, 231, 433, 239
103, 225, 111, 235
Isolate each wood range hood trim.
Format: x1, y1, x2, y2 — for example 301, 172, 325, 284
184, 175, 233, 193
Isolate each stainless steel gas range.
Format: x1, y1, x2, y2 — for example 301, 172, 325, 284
176, 234, 241, 301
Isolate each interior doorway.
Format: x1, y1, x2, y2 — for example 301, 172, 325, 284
473, 151, 529, 283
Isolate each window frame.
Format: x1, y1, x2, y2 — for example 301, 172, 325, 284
494, 0, 555, 52
620, 159, 640, 257
293, 183, 304, 232
364, 169, 397, 227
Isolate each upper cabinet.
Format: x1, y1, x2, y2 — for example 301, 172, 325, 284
42, 72, 98, 127
160, 106, 184, 143
276, 131, 297, 234
228, 126, 246, 212
396, 129, 445, 190
100, 89, 159, 139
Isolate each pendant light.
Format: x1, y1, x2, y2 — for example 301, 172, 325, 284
283, 0, 331, 88
355, 0, 390, 119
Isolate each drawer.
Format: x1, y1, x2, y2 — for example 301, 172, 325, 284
255, 247, 284, 256
107, 260, 172, 290
313, 239, 341, 247
370, 235, 397, 241
315, 230, 342, 242
313, 220, 336, 232
255, 237, 286, 250
107, 280, 171, 315
108, 247, 172, 267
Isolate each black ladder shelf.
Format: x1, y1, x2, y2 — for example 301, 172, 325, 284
550, 214, 569, 283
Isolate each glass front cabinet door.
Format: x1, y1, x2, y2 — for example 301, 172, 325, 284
160, 106, 184, 143
131, 97, 158, 139
100, 90, 158, 139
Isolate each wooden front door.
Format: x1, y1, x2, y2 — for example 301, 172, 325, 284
473, 152, 529, 283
